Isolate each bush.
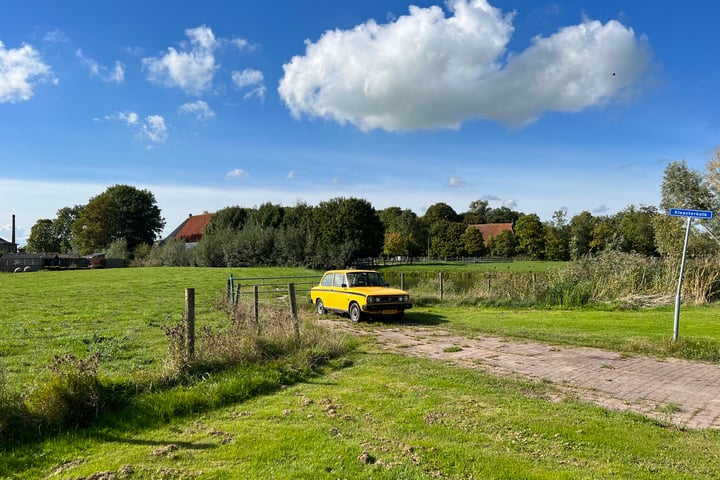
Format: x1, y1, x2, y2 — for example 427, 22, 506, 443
27, 354, 101, 432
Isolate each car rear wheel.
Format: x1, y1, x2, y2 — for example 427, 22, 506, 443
316, 299, 326, 315
348, 302, 362, 322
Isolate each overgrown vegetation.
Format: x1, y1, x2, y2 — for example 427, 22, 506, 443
385, 251, 720, 308
0, 273, 354, 444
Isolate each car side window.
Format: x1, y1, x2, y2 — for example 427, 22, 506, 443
333, 273, 346, 287
320, 274, 332, 287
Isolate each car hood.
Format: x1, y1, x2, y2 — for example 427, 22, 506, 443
354, 287, 408, 295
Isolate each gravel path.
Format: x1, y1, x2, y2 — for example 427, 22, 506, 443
325, 321, 720, 430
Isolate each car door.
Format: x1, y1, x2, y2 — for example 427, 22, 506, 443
326, 272, 347, 311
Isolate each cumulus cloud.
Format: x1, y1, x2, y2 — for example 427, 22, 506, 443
76, 49, 125, 83
226, 168, 249, 179
138, 115, 168, 144
179, 100, 216, 121
0, 40, 56, 103
102, 111, 167, 145
142, 25, 219, 95
278, 0, 651, 131
232, 68, 266, 100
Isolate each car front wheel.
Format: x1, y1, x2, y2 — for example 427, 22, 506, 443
348, 303, 362, 322
316, 299, 325, 315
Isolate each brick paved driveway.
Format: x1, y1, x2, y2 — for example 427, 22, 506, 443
331, 323, 720, 430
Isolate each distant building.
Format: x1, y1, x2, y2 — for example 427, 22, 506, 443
0, 237, 15, 254
469, 223, 515, 242
163, 213, 214, 247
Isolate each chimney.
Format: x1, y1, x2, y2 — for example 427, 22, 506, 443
12, 214, 16, 253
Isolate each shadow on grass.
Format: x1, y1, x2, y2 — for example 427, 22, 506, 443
371, 311, 448, 326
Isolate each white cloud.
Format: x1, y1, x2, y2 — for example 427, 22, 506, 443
232, 68, 263, 88
286, 170, 296, 180
226, 168, 249, 179
448, 176, 465, 187
232, 68, 266, 100
138, 115, 168, 145
142, 25, 219, 95
179, 100, 216, 121
76, 49, 125, 83
279, 0, 651, 131
102, 111, 139, 125
0, 40, 56, 103
102, 111, 167, 145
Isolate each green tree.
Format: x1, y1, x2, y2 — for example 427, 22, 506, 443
311, 197, 384, 268
379, 207, 425, 256
543, 210, 570, 261
73, 185, 165, 254
485, 206, 522, 224
616, 205, 658, 256
53, 205, 83, 254
247, 202, 285, 228
423, 202, 460, 224
462, 199, 491, 224
460, 225, 486, 256
429, 220, 466, 257
660, 160, 714, 211
26, 219, 60, 253
485, 230, 516, 257
206, 206, 248, 233
569, 211, 597, 259
514, 214, 545, 259
655, 160, 717, 256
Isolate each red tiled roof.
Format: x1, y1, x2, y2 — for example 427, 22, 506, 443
469, 223, 514, 241
174, 213, 214, 243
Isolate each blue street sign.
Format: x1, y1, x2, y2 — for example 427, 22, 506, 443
669, 208, 714, 219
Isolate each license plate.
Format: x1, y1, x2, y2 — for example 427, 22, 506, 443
381, 310, 399, 315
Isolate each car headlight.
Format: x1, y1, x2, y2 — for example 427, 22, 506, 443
402, 296, 409, 302
367, 296, 378, 304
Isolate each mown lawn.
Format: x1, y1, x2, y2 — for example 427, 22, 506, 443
3, 267, 720, 478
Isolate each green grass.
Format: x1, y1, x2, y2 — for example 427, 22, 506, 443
7, 351, 720, 479
4, 266, 720, 478
0, 267, 319, 389
405, 304, 720, 361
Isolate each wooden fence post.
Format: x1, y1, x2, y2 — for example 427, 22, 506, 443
234, 284, 241, 305
185, 288, 195, 363
439, 272, 444, 302
254, 285, 260, 332
400, 272, 405, 291
288, 283, 300, 344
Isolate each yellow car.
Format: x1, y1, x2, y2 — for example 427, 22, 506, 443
310, 269, 412, 322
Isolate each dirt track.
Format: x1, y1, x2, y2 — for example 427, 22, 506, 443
323, 320, 720, 430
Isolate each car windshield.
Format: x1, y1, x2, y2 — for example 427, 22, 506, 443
347, 272, 386, 287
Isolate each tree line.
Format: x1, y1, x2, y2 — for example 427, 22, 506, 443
21, 154, 720, 268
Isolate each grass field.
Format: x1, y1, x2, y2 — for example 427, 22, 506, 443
3, 266, 720, 478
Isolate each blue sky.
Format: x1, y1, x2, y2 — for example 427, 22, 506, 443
1, 0, 718, 245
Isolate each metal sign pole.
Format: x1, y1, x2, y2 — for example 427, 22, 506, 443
672, 217, 692, 342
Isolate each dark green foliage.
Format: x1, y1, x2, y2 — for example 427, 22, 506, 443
514, 214, 546, 259
486, 230, 516, 257
25, 219, 60, 253
73, 185, 165, 254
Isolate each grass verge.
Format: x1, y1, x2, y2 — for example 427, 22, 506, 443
5, 348, 720, 479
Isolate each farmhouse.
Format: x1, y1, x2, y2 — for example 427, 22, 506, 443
469, 222, 515, 241
163, 212, 214, 247
0, 237, 15, 254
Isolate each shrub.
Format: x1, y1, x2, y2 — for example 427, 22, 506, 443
28, 354, 102, 432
